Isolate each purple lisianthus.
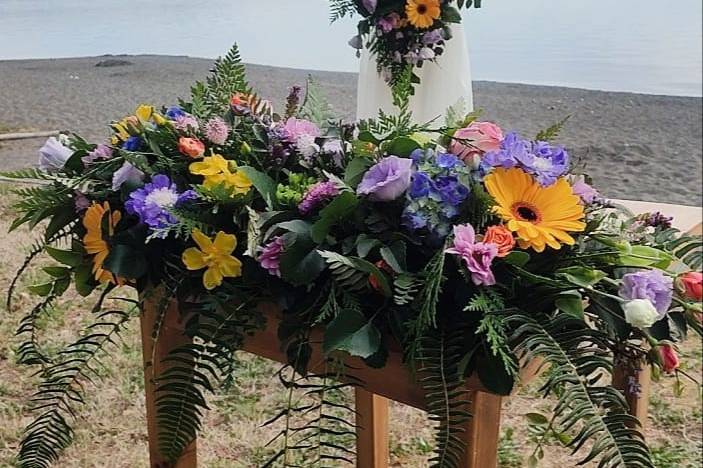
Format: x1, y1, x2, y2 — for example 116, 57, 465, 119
446, 224, 498, 286
122, 136, 143, 151
619, 269, 673, 316
112, 162, 145, 191
125, 174, 197, 237
298, 181, 339, 215
572, 179, 599, 204
165, 106, 186, 120
82, 144, 113, 166
38, 136, 73, 172
357, 156, 413, 202
423, 29, 444, 45
258, 236, 286, 277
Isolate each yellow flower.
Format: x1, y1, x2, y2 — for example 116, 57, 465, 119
182, 229, 243, 290
484, 168, 586, 252
405, 0, 441, 29
135, 104, 154, 122
83, 202, 125, 285
189, 154, 252, 195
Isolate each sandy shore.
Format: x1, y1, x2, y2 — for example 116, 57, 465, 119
0, 55, 700, 206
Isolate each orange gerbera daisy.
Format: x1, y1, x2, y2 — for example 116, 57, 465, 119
406, 0, 441, 29
484, 168, 586, 252
83, 201, 125, 285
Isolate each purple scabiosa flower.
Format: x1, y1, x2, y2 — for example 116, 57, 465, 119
165, 106, 186, 120
518, 141, 569, 186
112, 162, 145, 191
122, 136, 143, 152
258, 236, 286, 277
480, 132, 525, 172
174, 115, 199, 133
423, 29, 444, 45
571, 178, 599, 204
619, 269, 673, 316
298, 181, 339, 215
446, 224, 498, 286
204, 117, 229, 145
125, 174, 197, 236
82, 144, 113, 166
357, 156, 414, 202
38, 136, 73, 172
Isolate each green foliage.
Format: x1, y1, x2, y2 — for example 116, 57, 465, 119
509, 313, 654, 467
661, 231, 703, 270
471, 290, 519, 378
418, 330, 472, 468
329, 0, 357, 22
318, 251, 391, 297
535, 116, 571, 142
299, 76, 334, 127
323, 307, 381, 359
17, 309, 131, 468
393, 273, 422, 306
190, 44, 251, 117
410, 248, 447, 336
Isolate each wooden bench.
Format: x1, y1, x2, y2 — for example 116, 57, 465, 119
139, 200, 701, 468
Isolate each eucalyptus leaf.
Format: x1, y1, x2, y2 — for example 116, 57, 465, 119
322, 308, 381, 359
311, 192, 359, 244
239, 166, 277, 209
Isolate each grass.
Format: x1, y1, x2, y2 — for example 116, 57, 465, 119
0, 184, 701, 467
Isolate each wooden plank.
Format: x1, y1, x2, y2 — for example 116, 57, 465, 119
461, 391, 503, 468
0, 130, 59, 141
355, 388, 390, 468
140, 294, 198, 468
612, 357, 652, 429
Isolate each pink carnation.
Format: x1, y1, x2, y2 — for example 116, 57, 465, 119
298, 181, 339, 215
258, 236, 286, 277
446, 224, 498, 286
205, 117, 229, 145
450, 122, 504, 163
283, 117, 320, 143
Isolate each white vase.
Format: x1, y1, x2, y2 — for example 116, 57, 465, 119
356, 22, 474, 124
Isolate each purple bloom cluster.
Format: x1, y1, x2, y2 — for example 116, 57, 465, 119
258, 236, 286, 277
126, 174, 197, 237
165, 106, 186, 120
638, 212, 674, 229
299, 181, 339, 215
82, 144, 113, 166
481, 132, 569, 186
619, 269, 673, 316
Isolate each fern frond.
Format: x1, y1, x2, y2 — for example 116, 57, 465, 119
318, 251, 371, 292
299, 77, 334, 127
17, 309, 131, 468
509, 313, 653, 467
393, 273, 422, 306
190, 44, 251, 117
329, 0, 357, 22
535, 115, 571, 142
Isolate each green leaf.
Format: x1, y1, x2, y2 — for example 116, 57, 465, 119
322, 308, 381, 359
357, 131, 381, 146
525, 413, 550, 426
619, 245, 673, 269
356, 234, 381, 258
503, 251, 530, 267
386, 136, 420, 157
45, 206, 77, 242
441, 5, 462, 22
103, 244, 147, 279
45, 246, 82, 267
380, 241, 406, 273
311, 192, 359, 243
43, 266, 71, 278
557, 266, 606, 288
279, 234, 326, 286
344, 156, 372, 187
555, 291, 585, 319
74, 263, 97, 297
28, 282, 54, 296
239, 166, 276, 209
477, 349, 515, 396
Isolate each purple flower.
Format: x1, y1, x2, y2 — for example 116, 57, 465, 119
38, 136, 73, 172
204, 117, 229, 145
436, 152, 460, 170
298, 181, 339, 215
409, 172, 435, 199
362, 0, 377, 14
82, 144, 113, 166
74, 191, 91, 212
423, 29, 444, 45
125, 174, 197, 236
481, 132, 525, 171
165, 106, 186, 120
638, 212, 674, 229
282, 118, 320, 143
112, 162, 145, 191
446, 224, 498, 286
174, 115, 199, 133
122, 136, 143, 151
402, 210, 428, 230
619, 269, 673, 316
435, 176, 469, 206
572, 179, 599, 204
357, 156, 413, 202
258, 236, 286, 277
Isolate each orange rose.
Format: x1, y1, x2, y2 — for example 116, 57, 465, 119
178, 137, 205, 158
483, 225, 515, 257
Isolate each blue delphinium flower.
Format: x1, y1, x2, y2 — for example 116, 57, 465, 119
125, 174, 197, 238
122, 136, 143, 151
480, 132, 569, 186
165, 106, 186, 120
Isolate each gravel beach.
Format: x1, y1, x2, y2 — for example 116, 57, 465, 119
0, 54, 700, 205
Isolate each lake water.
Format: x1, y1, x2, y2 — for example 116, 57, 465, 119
0, 0, 701, 96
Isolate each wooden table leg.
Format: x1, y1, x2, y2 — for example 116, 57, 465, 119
355, 388, 390, 468
613, 357, 651, 429
140, 295, 198, 468
461, 391, 503, 468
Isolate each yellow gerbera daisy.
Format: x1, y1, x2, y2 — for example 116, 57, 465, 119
406, 0, 441, 29
189, 154, 252, 195
182, 229, 243, 290
83, 202, 125, 285
484, 168, 586, 252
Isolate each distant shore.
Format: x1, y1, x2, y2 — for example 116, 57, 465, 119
0, 54, 701, 205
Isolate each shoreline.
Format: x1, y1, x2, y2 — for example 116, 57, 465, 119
0, 54, 701, 206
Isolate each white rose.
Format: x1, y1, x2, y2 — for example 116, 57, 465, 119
623, 299, 660, 329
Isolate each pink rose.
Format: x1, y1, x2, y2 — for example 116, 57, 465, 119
658, 344, 679, 374
449, 121, 504, 162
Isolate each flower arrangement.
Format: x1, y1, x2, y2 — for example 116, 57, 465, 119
5, 45, 702, 468
331, 0, 482, 92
